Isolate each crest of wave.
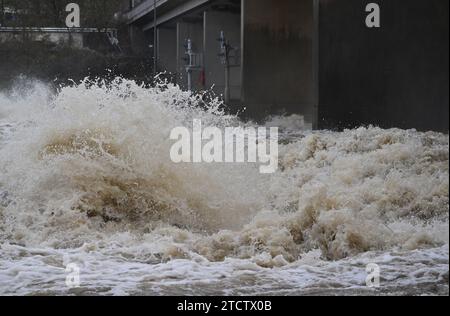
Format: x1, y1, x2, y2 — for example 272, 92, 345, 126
0, 78, 266, 250
0, 78, 448, 267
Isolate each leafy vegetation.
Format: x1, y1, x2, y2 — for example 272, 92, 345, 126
1, 0, 124, 28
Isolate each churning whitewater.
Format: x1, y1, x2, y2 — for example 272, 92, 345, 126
0, 79, 448, 295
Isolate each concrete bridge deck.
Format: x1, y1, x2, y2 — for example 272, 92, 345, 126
126, 0, 212, 29
123, 0, 449, 132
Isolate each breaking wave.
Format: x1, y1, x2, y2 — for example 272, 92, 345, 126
0, 78, 448, 271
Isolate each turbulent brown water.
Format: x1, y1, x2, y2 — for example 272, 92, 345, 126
0, 79, 448, 295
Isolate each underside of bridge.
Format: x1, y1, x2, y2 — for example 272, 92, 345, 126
124, 0, 449, 132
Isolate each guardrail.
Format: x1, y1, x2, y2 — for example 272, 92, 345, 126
0, 27, 117, 33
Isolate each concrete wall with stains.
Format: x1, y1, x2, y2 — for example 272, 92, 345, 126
241, 0, 316, 124
318, 0, 449, 132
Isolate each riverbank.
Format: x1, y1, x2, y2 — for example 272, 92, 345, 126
0, 41, 153, 91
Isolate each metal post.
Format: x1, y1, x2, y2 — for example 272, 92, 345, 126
312, 0, 319, 130
153, 0, 157, 76
219, 31, 231, 104
224, 60, 230, 105
187, 71, 192, 91
186, 39, 193, 91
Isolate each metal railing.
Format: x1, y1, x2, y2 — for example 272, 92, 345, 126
0, 27, 117, 33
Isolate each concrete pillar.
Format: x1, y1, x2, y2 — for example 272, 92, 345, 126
241, 0, 316, 127
157, 26, 177, 74
176, 20, 204, 91
203, 10, 242, 102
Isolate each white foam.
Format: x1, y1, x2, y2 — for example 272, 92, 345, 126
0, 79, 448, 295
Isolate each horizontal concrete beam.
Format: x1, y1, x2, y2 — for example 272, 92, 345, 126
126, 0, 168, 24
142, 0, 210, 31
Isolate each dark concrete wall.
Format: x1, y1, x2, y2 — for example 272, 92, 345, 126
319, 0, 449, 132
157, 26, 177, 74
242, 0, 316, 124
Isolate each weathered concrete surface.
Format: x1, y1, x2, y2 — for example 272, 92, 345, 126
318, 0, 449, 132
241, 0, 316, 124
203, 10, 242, 101
157, 26, 177, 73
